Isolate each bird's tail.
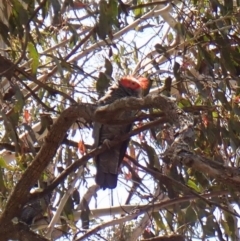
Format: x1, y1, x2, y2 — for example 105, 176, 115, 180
95, 146, 123, 189
95, 164, 118, 189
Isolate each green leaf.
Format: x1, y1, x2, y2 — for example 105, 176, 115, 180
155, 44, 171, 62
0, 156, 9, 168
195, 200, 207, 219
155, 44, 167, 55
0, 156, 15, 171
204, 217, 216, 237
178, 98, 191, 108
174, 22, 186, 37
6, 110, 19, 128
177, 210, 186, 226
41, 0, 50, 19
215, 91, 232, 111
212, 111, 218, 118
166, 212, 173, 227
187, 179, 201, 192
224, 0, 233, 11
142, 142, 160, 170
225, 213, 236, 234
133, 0, 143, 18
12, 0, 29, 26
21, 0, 35, 5
80, 198, 90, 229
51, 0, 61, 14
167, 32, 173, 43
185, 206, 197, 224
13, 85, 25, 113
96, 72, 111, 95
195, 81, 209, 99
53, 56, 64, 78
63, 196, 74, 220
152, 212, 165, 231
161, 76, 172, 97
108, 0, 118, 26
0, 22, 10, 45
194, 171, 210, 188
27, 42, 39, 74
0, 169, 7, 194
104, 58, 113, 76
97, 0, 111, 39
72, 189, 80, 205
232, 104, 240, 116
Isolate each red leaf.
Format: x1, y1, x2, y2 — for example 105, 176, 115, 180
24, 110, 31, 124
78, 140, 86, 155
137, 122, 144, 142
181, 59, 191, 70
233, 96, 240, 103
123, 156, 130, 164
73, 1, 87, 9
129, 145, 135, 159
124, 172, 132, 180
202, 114, 208, 127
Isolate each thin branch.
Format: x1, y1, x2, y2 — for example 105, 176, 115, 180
46, 167, 84, 238
126, 186, 162, 241
68, 4, 172, 63
30, 117, 166, 201
127, 155, 240, 219
27, 0, 48, 24
141, 234, 185, 241
129, 1, 171, 10
4, 222, 49, 241
28, 191, 232, 231
168, 149, 240, 191
73, 191, 229, 241
0, 93, 238, 239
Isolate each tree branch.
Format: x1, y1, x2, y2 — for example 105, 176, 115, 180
94, 94, 180, 126
0, 93, 178, 238
29, 117, 166, 202
0, 103, 95, 233
0, 90, 239, 240
167, 148, 240, 190
73, 191, 229, 241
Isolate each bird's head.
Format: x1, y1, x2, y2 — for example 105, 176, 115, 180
119, 76, 149, 96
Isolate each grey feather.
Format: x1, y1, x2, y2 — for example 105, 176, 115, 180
93, 82, 142, 189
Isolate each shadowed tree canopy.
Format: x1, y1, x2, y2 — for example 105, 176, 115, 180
0, 0, 240, 240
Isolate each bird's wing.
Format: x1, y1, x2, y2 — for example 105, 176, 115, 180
94, 121, 132, 189
92, 122, 102, 148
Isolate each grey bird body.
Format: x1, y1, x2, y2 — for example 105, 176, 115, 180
93, 77, 144, 189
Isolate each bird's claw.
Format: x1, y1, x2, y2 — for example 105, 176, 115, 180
103, 139, 112, 149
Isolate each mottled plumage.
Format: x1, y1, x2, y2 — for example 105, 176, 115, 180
93, 76, 148, 189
